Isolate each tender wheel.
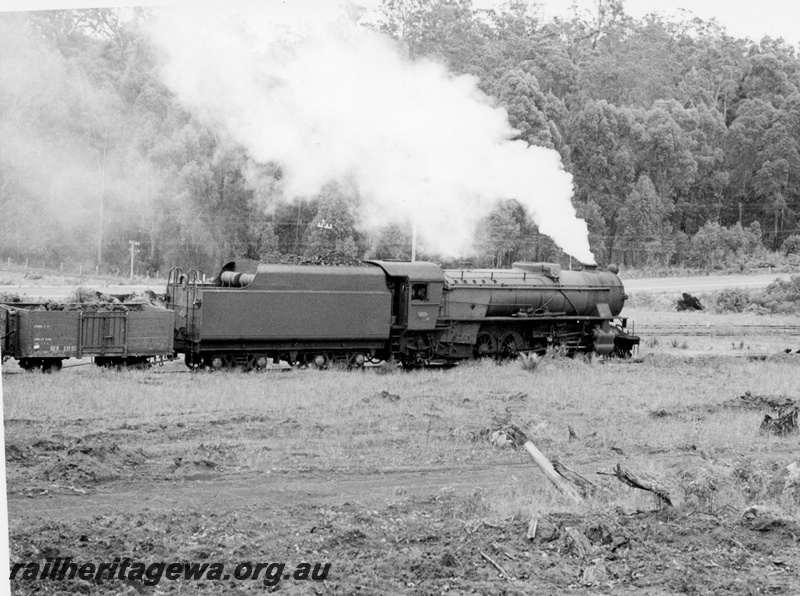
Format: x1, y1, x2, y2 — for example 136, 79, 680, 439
304, 354, 328, 369
473, 333, 496, 358
347, 353, 366, 369
184, 352, 204, 370
498, 332, 523, 359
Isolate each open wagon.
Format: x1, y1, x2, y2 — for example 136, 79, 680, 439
0, 303, 174, 371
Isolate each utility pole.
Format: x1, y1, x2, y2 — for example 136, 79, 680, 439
411, 218, 417, 262
97, 194, 104, 266
129, 240, 140, 279
97, 135, 108, 268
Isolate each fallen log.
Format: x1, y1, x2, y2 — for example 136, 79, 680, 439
564, 526, 593, 558
598, 463, 672, 507
552, 457, 598, 498
508, 425, 583, 504
526, 517, 538, 540
760, 407, 799, 436
724, 391, 797, 410
479, 551, 513, 581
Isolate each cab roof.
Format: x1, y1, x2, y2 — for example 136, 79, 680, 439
365, 260, 443, 283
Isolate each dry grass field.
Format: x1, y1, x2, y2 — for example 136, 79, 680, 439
0, 262, 164, 288
3, 308, 800, 595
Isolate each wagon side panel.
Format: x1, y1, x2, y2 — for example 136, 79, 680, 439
80, 311, 127, 356
16, 310, 81, 358
124, 308, 174, 356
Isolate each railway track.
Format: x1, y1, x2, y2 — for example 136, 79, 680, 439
4, 323, 799, 374
633, 323, 800, 337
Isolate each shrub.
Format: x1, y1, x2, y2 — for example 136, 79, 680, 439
761, 275, 800, 313
712, 288, 753, 313
781, 234, 800, 256
711, 275, 800, 314
519, 352, 542, 373
626, 291, 655, 309
686, 221, 765, 269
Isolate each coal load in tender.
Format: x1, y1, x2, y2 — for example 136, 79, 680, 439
260, 251, 366, 267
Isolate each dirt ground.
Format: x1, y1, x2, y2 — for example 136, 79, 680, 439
5, 429, 800, 595
4, 308, 800, 595
9, 474, 800, 595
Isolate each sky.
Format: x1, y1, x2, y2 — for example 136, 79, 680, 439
4, 0, 800, 46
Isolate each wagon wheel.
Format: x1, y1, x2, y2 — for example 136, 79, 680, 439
42, 359, 63, 373
498, 332, 523, 359
18, 359, 38, 372
473, 332, 496, 359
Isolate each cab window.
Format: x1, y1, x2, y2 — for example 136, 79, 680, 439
411, 283, 428, 302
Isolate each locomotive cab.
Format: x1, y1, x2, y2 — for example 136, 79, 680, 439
365, 261, 444, 331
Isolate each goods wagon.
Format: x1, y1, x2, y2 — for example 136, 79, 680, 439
0, 303, 174, 371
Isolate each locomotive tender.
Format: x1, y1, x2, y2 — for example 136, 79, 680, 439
166, 259, 639, 370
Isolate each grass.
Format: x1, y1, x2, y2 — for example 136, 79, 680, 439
4, 354, 799, 520
5, 352, 800, 595
0, 261, 166, 288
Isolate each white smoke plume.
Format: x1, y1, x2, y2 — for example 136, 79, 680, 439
149, 1, 595, 264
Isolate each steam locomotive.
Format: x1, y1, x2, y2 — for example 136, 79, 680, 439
1, 260, 638, 371
166, 260, 639, 369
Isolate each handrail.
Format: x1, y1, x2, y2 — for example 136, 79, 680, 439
186, 269, 206, 287
167, 267, 184, 286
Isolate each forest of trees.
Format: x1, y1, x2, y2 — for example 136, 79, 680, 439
2, 1, 800, 274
